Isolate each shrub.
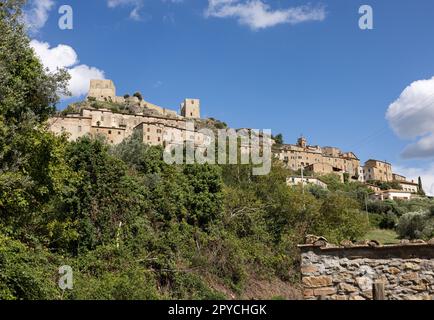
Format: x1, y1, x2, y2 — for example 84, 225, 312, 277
397, 211, 434, 240
133, 92, 143, 101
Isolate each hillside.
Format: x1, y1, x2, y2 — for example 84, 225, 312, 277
2, 1, 434, 301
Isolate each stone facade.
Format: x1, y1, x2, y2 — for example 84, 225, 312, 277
88, 79, 117, 102
87, 79, 199, 119
370, 190, 413, 201
274, 137, 361, 180
180, 99, 201, 119
135, 121, 210, 148
363, 159, 393, 182
299, 242, 434, 300
399, 181, 419, 194
49, 107, 204, 146
49, 79, 206, 145
287, 176, 328, 189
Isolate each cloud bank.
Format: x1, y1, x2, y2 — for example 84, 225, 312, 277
23, 0, 55, 32
205, 0, 326, 30
393, 164, 434, 196
30, 40, 106, 99
386, 76, 434, 159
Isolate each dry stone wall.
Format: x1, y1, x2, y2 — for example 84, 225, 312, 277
299, 243, 434, 300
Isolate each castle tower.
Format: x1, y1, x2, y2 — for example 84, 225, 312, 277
181, 99, 201, 119
88, 79, 116, 102
297, 136, 307, 148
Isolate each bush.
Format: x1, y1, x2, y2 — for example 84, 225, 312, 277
133, 92, 143, 101
396, 211, 434, 240
368, 212, 398, 229
0, 234, 61, 300
379, 212, 398, 229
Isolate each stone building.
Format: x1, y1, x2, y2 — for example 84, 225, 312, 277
287, 176, 328, 189
180, 99, 201, 119
134, 121, 210, 148
370, 190, 413, 201
275, 136, 361, 180
88, 79, 118, 102
399, 180, 419, 194
87, 79, 199, 119
48, 106, 208, 147
392, 173, 407, 182
49, 79, 205, 145
363, 159, 393, 182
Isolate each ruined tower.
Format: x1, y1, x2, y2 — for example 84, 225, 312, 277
180, 99, 201, 119
88, 79, 116, 102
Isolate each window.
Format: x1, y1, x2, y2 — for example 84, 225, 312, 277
108, 130, 112, 135
118, 131, 121, 135
147, 136, 150, 141
158, 137, 161, 142
147, 128, 150, 132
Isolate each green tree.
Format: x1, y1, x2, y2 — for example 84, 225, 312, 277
0, 0, 69, 126
56, 137, 150, 253
313, 193, 370, 243
418, 176, 426, 196
272, 133, 284, 145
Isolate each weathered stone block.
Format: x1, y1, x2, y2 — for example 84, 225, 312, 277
313, 287, 337, 296
301, 265, 319, 274
356, 276, 373, 291
404, 262, 420, 271
302, 276, 333, 288
400, 272, 419, 282
303, 289, 314, 298
338, 283, 358, 293
386, 267, 401, 275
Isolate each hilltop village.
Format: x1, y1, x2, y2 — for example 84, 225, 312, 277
49, 80, 423, 201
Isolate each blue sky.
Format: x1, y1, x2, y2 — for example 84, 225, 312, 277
26, 0, 434, 193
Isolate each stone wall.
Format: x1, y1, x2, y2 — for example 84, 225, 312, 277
299, 242, 434, 300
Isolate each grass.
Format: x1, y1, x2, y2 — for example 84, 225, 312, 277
361, 229, 400, 245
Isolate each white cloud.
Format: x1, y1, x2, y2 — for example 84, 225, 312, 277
205, 0, 326, 30
107, 0, 184, 21
30, 40, 106, 99
24, 0, 55, 32
107, 0, 144, 20
393, 164, 434, 196
29, 40, 78, 70
153, 80, 163, 88
386, 76, 434, 159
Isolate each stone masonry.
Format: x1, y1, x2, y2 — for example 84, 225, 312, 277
299, 241, 434, 300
